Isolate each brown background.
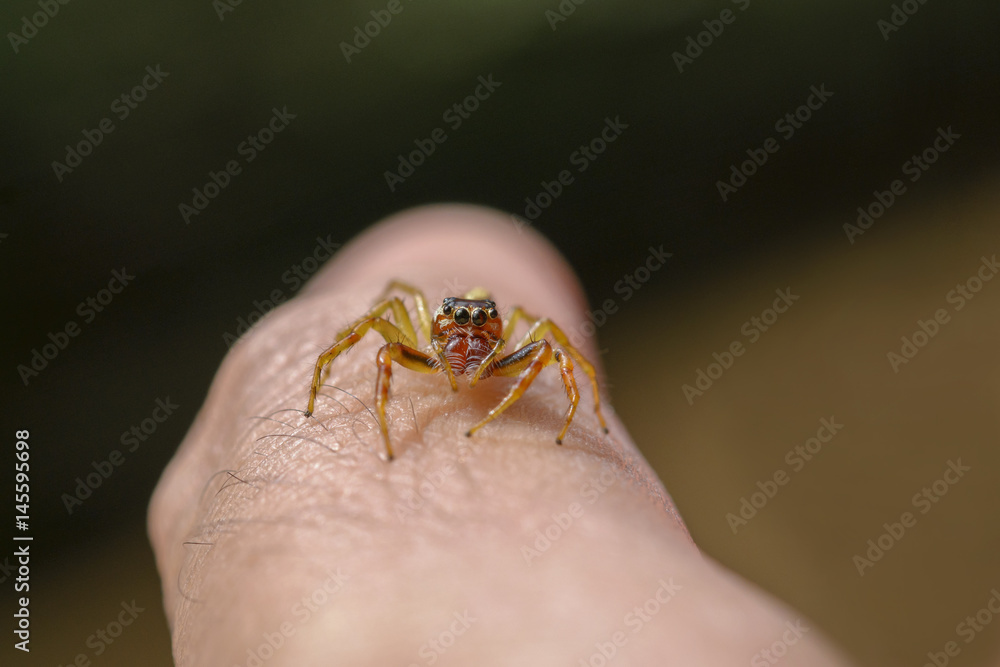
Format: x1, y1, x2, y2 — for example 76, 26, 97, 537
2, 0, 998, 665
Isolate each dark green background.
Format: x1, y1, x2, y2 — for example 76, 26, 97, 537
2, 0, 998, 665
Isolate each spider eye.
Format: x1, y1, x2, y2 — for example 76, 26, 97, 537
442, 304, 453, 315
488, 308, 498, 319
454, 307, 470, 325
471, 308, 487, 326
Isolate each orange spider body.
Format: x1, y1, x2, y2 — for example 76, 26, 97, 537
434, 298, 501, 377
305, 282, 607, 460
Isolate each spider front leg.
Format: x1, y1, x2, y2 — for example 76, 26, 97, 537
515, 317, 608, 433
317, 284, 429, 389
377, 280, 434, 343
375, 342, 440, 460
334, 295, 420, 349
317, 296, 418, 390
466, 339, 581, 443
305, 317, 408, 417
468, 304, 531, 387
429, 337, 460, 392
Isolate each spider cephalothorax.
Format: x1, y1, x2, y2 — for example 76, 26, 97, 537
433, 297, 502, 377
305, 281, 607, 460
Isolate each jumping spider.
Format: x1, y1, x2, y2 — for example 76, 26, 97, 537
305, 280, 608, 460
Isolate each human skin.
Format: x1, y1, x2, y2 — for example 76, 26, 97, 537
148, 204, 857, 666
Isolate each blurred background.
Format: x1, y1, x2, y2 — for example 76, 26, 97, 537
2, 0, 999, 665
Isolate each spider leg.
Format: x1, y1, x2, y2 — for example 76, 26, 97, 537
552, 349, 579, 443
462, 287, 491, 300
377, 280, 433, 343
466, 339, 559, 439
319, 297, 419, 389
468, 337, 506, 388
514, 317, 608, 433
306, 317, 408, 417
375, 342, 440, 460
430, 338, 460, 391
501, 306, 535, 348
335, 296, 419, 348
469, 303, 533, 387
